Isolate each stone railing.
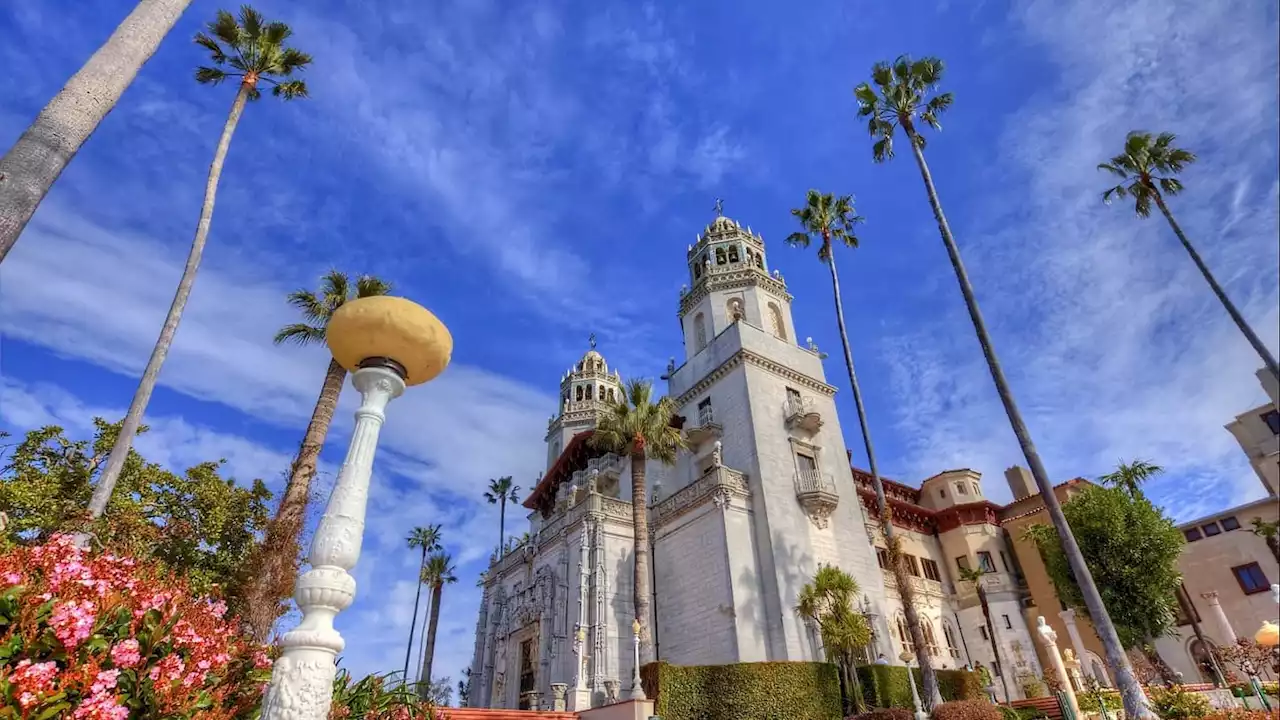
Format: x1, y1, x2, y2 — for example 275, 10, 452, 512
487, 490, 635, 578
794, 470, 838, 529
653, 465, 750, 529
784, 396, 823, 433
883, 571, 947, 599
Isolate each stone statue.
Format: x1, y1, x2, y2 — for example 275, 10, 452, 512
711, 440, 723, 468
604, 679, 621, 704
1036, 616, 1057, 645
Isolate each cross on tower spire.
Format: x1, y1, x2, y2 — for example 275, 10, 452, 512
588, 332, 597, 350
713, 197, 724, 217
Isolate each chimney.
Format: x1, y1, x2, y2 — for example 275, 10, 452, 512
1005, 465, 1037, 501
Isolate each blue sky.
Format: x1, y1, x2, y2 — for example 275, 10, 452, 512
1, 0, 1277, 692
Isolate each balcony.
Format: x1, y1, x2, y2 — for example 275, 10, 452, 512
794, 470, 839, 529
784, 396, 823, 434
685, 407, 723, 446
883, 572, 947, 600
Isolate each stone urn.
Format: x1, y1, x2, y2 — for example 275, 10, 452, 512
604, 678, 621, 704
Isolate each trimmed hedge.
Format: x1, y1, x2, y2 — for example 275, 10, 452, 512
857, 665, 986, 709
642, 661, 843, 720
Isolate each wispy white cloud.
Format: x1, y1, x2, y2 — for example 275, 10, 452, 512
879, 0, 1279, 522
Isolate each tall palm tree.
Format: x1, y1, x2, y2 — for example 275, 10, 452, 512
855, 54, 1155, 720
785, 189, 942, 707
1100, 459, 1162, 501
591, 378, 686, 671
0, 0, 193, 264
403, 525, 442, 685
483, 476, 520, 553
418, 551, 457, 698
958, 566, 1012, 702
240, 271, 390, 639
87, 6, 310, 526
797, 565, 872, 715
1099, 131, 1278, 383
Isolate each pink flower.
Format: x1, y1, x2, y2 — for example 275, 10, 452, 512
110, 639, 143, 668
92, 669, 121, 694
1, 570, 20, 584
253, 651, 273, 670
50, 598, 98, 648
72, 689, 129, 720
10, 659, 59, 706
149, 655, 185, 685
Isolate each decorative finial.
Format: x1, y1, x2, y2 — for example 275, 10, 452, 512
713, 197, 724, 217
588, 332, 597, 350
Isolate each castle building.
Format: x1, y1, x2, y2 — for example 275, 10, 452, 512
464, 213, 1046, 711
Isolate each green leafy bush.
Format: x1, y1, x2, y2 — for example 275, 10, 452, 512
1148, 686, 1211, 719
847, 709, 912, 720
999, 706, 1047, 720
856, 665, 986, 709
1076, 690, 1122, 713
642, 661, 842, 720
932, 700, 1002, 720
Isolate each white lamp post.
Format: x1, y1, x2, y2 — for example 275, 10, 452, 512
900, 650, 929, 720
262, 296, 452, 720
629, 617, 647, 700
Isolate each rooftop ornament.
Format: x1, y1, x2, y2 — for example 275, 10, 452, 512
262, 296, 451, 720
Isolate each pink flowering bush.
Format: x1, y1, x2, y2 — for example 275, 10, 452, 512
0, 535, 272, 719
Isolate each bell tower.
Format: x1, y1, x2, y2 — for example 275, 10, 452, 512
677, 210, 796, 358
544, 339, 623, 468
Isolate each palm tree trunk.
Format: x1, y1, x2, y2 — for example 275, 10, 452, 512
242, 357, 347, 640
826, 248, 943, 708
1152, 191, 1278, 382
498, 496, 507, 552
87, 83, 251, 522
416, 589, 432, 686
421, 582, 444, 696
905, 128, 1154, 720
0, 0, 192, 264
631, 451, 654, 665
978, 584, 1013, 701
403, 547, 428, 684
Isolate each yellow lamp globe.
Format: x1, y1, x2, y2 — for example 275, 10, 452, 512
325, 296, 452, 386
1256, 620, 1279, 649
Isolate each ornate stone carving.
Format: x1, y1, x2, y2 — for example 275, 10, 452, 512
794, 471, 839, 529
604, 679, 621, 704
260, 656, 338, 720
653, 465, 750, 528
676, 349, 835, 407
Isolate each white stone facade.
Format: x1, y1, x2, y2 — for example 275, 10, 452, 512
465, 213, 1042, 710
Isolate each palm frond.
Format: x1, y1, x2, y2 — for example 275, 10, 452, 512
1134, 189, 1153, 218
1158, 177, 1184, 196
208, 9, 242, 49
195, 66, 231, 85
784, 231, 811, 249
194, 32, 228, 64
274, 47, 313, 77
355, 274, 393, 298
273, 322, 325, 346
262, 20, 292, 47
285, 288, 329, 324
273, 80, 309, 100
320, 270, 351, 309
1096, 162, 1130, 179
238, 5, 265, 45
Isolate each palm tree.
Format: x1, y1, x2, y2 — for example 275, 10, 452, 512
240, 271, 390, 639
590, 378, 686, 669
1250, 518, 1280, 563
484, 476, 520, 553
855, 54, 1155, 720
418, 551, 457, 698
1100, 459, 1162, 501
87, 6, 311, 526
958, 566, 1012, 702
0, 0, 193, 264
1099, 132, 1278, 383
797, 565, 873, 715
785, 188, 942, 707
403, 525, 442, 685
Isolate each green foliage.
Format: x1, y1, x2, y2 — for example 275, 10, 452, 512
329, 668, 441, 719
853, 55, 953, 162
786, 189, 864, 261
932, 700, 1002, 720
0, 420, 271, 594
797, 566, 873, 714
275, 271, 392, 347
1097, 131, 1196, 218
483, 476, 520, 506
194, 5, 312, 100
856, 665, 984, 709
642, 661, 842, 720
848, 709, 912, 720
590, 378, 687, 464
1147, 685, 1212, 719
1077, 690, 1122, 714
1022, 481, 1184, 648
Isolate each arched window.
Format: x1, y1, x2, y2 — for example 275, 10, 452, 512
727, 245, 740, 263
768, 303, 786, 340
715, 247, 727, 265
746, 249, 755, 266
607, 388, 615, 402
1188, 639, 1217, 684
922, 619, 939, 655
575, 386, 584, 402
1089, 656, 1111, 687
755, 253, 764, 269
896, 614, 915, 653
694, 262, 703, 279
694, 313, 708, 352
942, 620, 960, 658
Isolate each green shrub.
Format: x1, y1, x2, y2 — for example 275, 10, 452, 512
932, 700, 1002, 720
1148, 686, 1212, 719
847, 709, 913, 720
1076, 690, 1122, 713
642, 661, 842, 720
856, 665, 986, 709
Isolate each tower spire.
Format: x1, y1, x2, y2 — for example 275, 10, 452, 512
713, 197, 725, 217
588, 332, 597, 350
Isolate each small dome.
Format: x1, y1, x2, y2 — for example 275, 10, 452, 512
708, 215, 738, 233
582, 349, 603, 363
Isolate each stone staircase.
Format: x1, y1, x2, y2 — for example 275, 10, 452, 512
436, 709, 579, 720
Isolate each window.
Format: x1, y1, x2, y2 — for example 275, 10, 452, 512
955, 482, 968, 495
727, 245, 740, 263
904, 555, 922, 577
1201, 522, 1221, 537
697, 398, 713, 426
939, 488, 946, 499
978, 626, 989, 641
1220, 516, 1241, 531
575, 385, 584, 402
715, 247, 727, 265
796, 453, 818, 474
896, 615, 915, 653
1262, 409, 1280, 435
956, 556, 971, 572
1000, 551, 1012, 573
1232, 562, 1270, 594
977, 551, 997, 573
876, 548, 889, 569
785, 386, 802, 411
942, 621, 961, 658
1184, 528, 1202, 542
694, 313, 708, 352
922, 558, 942, 582
1003, 614, 1013, 629
922, 621, 939, 654
971, 483, 981, 495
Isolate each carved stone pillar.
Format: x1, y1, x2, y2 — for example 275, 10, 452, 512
1036, 616, 1080, 720
1201, 591, 1236, 643
262, 366, 404, 720
591, 517, 609, 696
551, 683, 568, 711
1057, 609, 1091, 681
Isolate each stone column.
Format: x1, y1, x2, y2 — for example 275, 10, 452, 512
1036, 616, 1080, 720
1201, 591, 1236, 643
570, 523, 593, 711
262, 366, 405, 720
551, 683, 568, 711
1058, 610, 1092, 682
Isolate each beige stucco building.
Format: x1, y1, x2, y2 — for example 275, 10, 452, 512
1225, 368, 1280, 497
